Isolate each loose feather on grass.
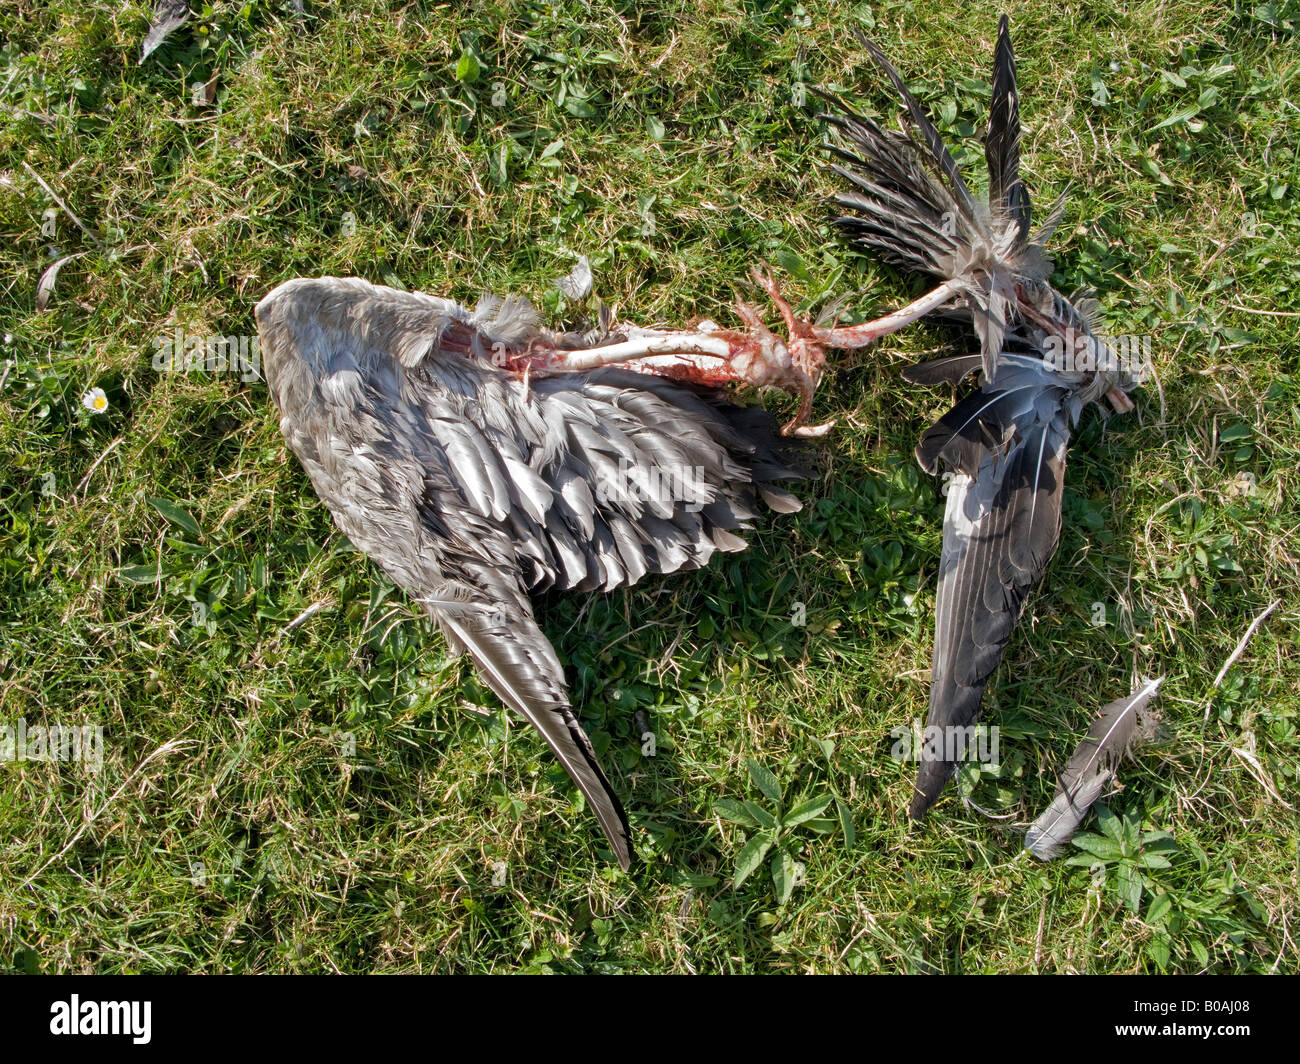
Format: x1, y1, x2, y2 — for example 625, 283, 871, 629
140, 1, 189, 64
1025, 678, 1163, 860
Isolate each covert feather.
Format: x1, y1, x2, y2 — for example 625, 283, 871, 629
1025, 679, 1163, 860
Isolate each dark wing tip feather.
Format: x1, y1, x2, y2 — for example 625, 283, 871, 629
901, 353, 985, 388
986, 15, 1031, 238
852, 26, 977, 217
441, 610, 633, 870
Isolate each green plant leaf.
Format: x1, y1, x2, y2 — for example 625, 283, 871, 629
1072, 833, 1123, 861
744, 801, 777, 831
1147, 893, 1173, 924
713, 799, 758, 828
747, 759, 782, 804
119, 563, 167, 585
837, 798, 856, 849
148, 497, 202, 539
784, 794, 832, 827
772, 851, 798, 904
733, 833, 774, 889
1096, 804, 1124, 844
455, 52, 481, 83
1117, 863, 1143, 913
1147, 935, 1171, 969
1149, 107, 1200, 131
1189, 939, 1209, 967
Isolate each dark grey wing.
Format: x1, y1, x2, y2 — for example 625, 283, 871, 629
509, 369, 802, 595
256, 278, 634, 866
910, 355, 1073, 818
819, 20, 1052, 379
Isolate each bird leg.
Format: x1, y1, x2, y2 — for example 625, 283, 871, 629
507, 267, 835, 437
802, 277, 968, 350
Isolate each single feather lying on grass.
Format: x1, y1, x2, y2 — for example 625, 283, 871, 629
35, 252, 87, 312
1025, 678, 1163, 860
140, 1, 190, 65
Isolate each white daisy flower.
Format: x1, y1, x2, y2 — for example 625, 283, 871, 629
82, 387, 109, 414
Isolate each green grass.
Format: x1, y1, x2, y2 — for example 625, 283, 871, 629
1, 0, 1297, 973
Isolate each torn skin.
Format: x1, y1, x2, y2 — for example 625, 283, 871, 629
471, 267, 837, 438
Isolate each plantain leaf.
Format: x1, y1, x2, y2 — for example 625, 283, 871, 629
784, 793, 832, 826
713, 799, 758, 828
733, 833, 774, 889
772, 851, 799, 904
148, 497, 202, 539
836, 797, 857, 849
119, 563, 169, 585
747, 759, 782, 805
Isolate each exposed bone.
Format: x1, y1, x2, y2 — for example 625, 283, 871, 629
509, 267, 833, 437
469, 268, 977, 438
810, 278, 966, 349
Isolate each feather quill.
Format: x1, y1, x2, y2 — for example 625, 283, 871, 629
1024, 678, 1163, 859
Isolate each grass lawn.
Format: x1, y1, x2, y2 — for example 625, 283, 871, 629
0, 0, 1296, 973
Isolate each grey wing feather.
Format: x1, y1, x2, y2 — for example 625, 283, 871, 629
985, 15, 1030, 239
851, 27, 977, 218
901, 353, 985, 387
1025, 678, 1163, 859
437, 577, 633, 870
